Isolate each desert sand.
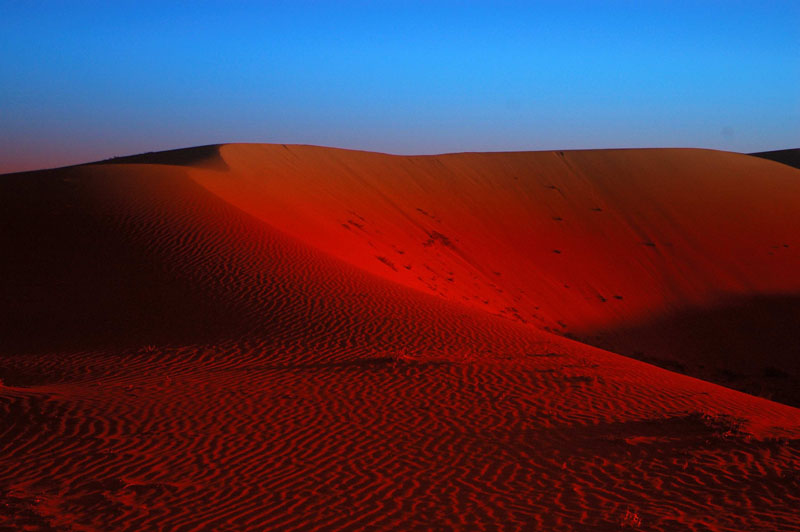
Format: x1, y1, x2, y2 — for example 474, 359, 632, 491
1, 144, 799, 530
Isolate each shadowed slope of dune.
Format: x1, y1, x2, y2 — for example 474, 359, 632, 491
590, 294, 800, 406
0, 167, 242, 358
1, 149, 799, 531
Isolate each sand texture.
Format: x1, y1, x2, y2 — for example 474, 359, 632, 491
1, 145, 799, 531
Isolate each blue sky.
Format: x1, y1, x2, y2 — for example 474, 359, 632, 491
1, 1, 798, 172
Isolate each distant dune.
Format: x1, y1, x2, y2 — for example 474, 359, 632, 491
1, 145, 799, 531
751, 148, 800, 171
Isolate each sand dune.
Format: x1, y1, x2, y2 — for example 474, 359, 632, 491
752, 148, 800, 170
1, 145, 799, 531
198, 144, 800, 403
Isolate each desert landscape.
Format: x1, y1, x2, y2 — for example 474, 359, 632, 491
1, 144, 799, 531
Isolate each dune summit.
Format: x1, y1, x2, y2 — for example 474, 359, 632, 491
1, 144, 799, 531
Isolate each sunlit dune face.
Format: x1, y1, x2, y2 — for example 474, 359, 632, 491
202, 145, 800, 330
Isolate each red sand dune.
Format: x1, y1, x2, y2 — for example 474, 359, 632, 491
198, 144, 800, 403
1, 145, 799, 531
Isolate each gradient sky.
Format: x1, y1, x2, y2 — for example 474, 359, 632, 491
1, 1, 798, 173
